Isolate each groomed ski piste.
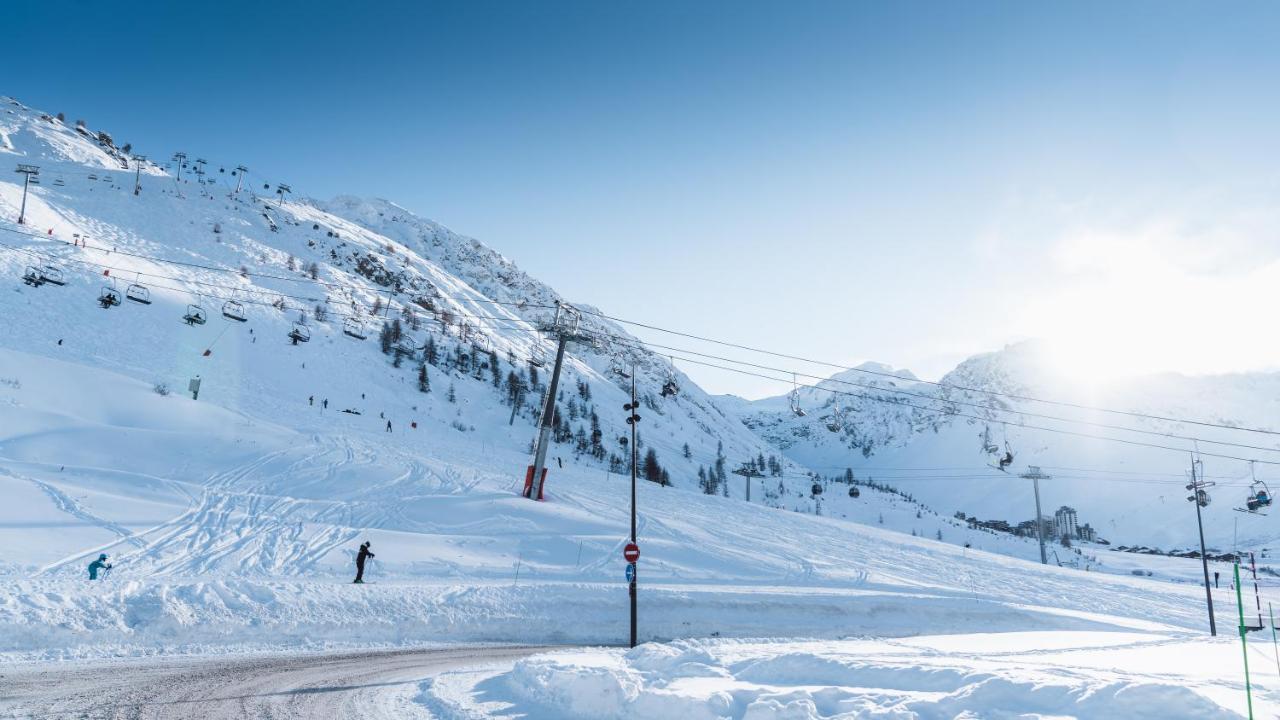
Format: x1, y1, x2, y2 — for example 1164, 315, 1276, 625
2, 96, 1278, 718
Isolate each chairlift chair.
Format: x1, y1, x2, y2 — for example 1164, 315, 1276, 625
288, 323, 311, 345
222, 300, 247, 322
395, 337, 418, 359
53, 177, 65, 187
610, 357, 630, 379
826, 396, 843, 432
789, 374, 806, 417
88, 173, 99, 181
1238, 463, 1273, 514
98, 287, 121, 309
848, 486, 860, 498
183, 304, 207, 326
125, 283, 151, 304
39, 265, 66, 285
980, 425, 1000, 454
343, 317, 367, 340
529, 342, 547, 368
990, 442, 1014, 473
22, 266, 44, 287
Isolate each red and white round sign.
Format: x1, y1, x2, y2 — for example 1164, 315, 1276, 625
623, 542, 640, 563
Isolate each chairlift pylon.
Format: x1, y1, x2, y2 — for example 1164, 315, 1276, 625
183, 304, 207, 326
222, 300, 247, 322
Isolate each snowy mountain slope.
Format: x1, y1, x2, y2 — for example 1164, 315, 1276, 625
728, 341, 1280, 549
0, 94, 796, 508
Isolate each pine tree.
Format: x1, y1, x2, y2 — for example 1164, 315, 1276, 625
418, 363, 430, 393
936, 529, 943, 541
489, 350, 501, 387
698, 466, 711, 494
424, 336, 439, 366
682, 443, 692, 459
642, 448, 662, 484
379, 322, 393, 354
447, 383, 457, 403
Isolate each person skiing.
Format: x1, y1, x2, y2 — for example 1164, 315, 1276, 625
322, 398, 328, 410
354, 541, 374, 583
385, 420, 392, 433
309, 395, 314, 406
88, 553, 112, 580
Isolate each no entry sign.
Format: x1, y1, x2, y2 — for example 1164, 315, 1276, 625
623, 542, 640, 563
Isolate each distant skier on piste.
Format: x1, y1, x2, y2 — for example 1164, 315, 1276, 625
88, 553, 112, 580
354, 541, 374, 583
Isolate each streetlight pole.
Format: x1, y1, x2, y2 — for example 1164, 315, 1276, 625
625, 370, 640, 648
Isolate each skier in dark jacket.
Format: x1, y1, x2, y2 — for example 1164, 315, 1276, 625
354, 541, 374, 583
88, 553, 112, 580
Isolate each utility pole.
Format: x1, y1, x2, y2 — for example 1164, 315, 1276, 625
14, 164, 39, 224
233, 165, 248, 194
132, 155, 146, 195
1020, 466, 1051, 565
525, 302, 588, 502
625, 370, 640, 648
276, 183, 292, 207
1187, 454, 1217, 636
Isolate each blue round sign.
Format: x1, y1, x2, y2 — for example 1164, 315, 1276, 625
625, 562, 636, 583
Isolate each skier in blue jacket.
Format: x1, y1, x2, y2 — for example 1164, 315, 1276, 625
88, 553, 112, 580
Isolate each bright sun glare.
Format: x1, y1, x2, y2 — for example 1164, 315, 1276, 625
1019, 229, 1280, 386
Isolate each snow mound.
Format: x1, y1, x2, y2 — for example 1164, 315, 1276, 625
426, 635, 1252, 719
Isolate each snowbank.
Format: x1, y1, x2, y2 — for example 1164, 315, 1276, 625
422, 634, 1260, 719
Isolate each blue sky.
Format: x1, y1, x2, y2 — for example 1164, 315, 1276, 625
7, 1, 1280, 397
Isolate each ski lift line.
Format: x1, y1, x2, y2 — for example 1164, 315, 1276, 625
0, 240, 331, 309
17, 228, 1278, 463
662, 353, 1280, 467
9, 211, 1278, 443
794, 462, 1251, 481
589, 332, 1280, 456
575, 308, 1280, 439
0, 224, 557, 314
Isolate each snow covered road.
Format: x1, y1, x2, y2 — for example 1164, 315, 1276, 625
0, 645, 556, 719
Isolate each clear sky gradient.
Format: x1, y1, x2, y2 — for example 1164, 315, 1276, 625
7, 1, 1280, 397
